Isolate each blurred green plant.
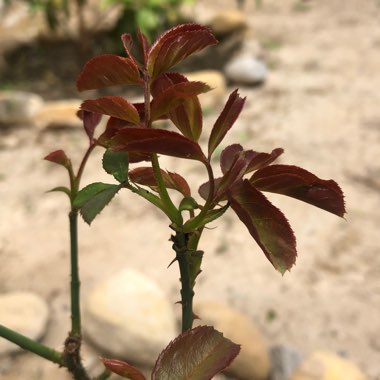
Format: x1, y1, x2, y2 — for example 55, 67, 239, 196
104, 0, 194, 42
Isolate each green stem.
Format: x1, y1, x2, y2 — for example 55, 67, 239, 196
69, 210, 81, 336
0, 324, 63, 365
172, 232, 194, 332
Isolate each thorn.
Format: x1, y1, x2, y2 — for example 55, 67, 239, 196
167, 257, 178, 268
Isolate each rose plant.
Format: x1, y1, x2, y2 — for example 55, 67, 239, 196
0, 24, 345, 380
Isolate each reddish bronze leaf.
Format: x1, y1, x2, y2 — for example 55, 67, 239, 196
152, 73, 203, 141
152, 326, 240, 380
111, 127, 207, 163
81, 97, 140, 124
147, 23, 218, 78
208, 90, 246, 157
250, 165, 346, 217
129, 167, 191, 196
227, 180, 297, 274
101, 358, 146, 380
151, 81, 210, 122
76, 55, 142, 91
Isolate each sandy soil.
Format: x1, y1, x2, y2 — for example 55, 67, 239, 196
1, 0, 380, 379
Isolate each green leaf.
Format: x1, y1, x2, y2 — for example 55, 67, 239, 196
102, 149, 129, 183
101, 358, 146, 380
152, 325, 240, 380
74, 182, 120, 225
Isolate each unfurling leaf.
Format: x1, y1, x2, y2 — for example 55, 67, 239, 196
250, 164, 346, 217
147, 23, 218, 78
129, 167, 191, 196
150, 81, 211, 122
81, 97, 140, 124
152, 326, 240, 380
76, 110, 102, 142
76, 55, 142, 91
47, 186, 71, 199
101, 358, 146, 380
102, 149, 129, 183
179, 197, 198, 212
111, 128, 207, 163
208, 90, 246, 158
73, 182, 120, 225
220, 144, 284, 175
227, 180, 297, 274
152, 73, 203, 141
44, 150, 71, 169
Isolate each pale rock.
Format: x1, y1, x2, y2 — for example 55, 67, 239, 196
270, 344, 303, 380
194, 302, 270, 380
210, 9, 248, 35
291, 351, 367, 380
0, 291, 49, 355
84, 269, 177, 366
185, 70, 226, 111
225, 55, 268, 85
35, 99, 82, 130
0, 91, 44, 125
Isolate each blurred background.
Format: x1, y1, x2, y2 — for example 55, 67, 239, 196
0, 1, 379, 379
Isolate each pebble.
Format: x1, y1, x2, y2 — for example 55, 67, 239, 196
0, 91, 44, 125
194, 301, 270, 380
83, 269, 177, 367
209, 9, 248, 35
0, 291, 49, 356
34, 99, 82, 130
291, 350, 368, 380
225, 55, 268, 85
270, 344, 303, 380
184, 70, 226, 111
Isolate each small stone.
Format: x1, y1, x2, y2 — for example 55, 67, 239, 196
35, 99, 82, 130
84, 269, 177, 367
0, 91, 44, 125
0, 291, 49, 355
225, 55, 268, 85
184, 70, 226, 111
270, 344, 303, 380
194, 302, 270, 380
291, 351, 367, 380
210, 9, 248, 35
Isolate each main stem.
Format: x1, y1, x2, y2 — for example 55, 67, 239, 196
172, 232, 194, 332
69, 210, 81, 336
